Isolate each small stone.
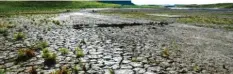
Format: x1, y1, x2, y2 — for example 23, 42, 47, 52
122, 60, 131, 64
133, 68, 146, 73
130, 62, 143, 68
5, 62, 14, 68
112, 64, 120, 69
104, 61, 116, 66
144, 71, 155, 74
103, 55, 112, 60
115, 69, 134, 74
120, 64, 133, 69
113, 57, 122, 63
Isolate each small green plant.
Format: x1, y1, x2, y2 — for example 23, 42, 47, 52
34, 41, 49, 50
109, 68, 115, 74
59, 48, 69, 55
193, 64, 200, 72
75, 47, 84, 58
0, 27, 8, 37
14, 32, 25, 40
16, 48, 35, 63
74, 64, 81, 74
52, 20, 61, 25
0, 27, 7, 34
162, 47, 169, 58
0, 69, 6, 74
50, 66, 70, 74
42, 48, 56, 66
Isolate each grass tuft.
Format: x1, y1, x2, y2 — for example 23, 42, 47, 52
14, 32, 26, 40
33, 41, 49, 50
75, 47, 84, 58
42, 48, 56, 66
0, 27, 8, 37
162, 47, 170, 58
59, 48, 69, 55
109, 68, 115, 74
50, 66, 70, 74
16, 48, 35, 63
0, 69, 6, 74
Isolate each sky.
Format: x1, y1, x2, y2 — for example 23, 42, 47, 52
131, 0, 233, 5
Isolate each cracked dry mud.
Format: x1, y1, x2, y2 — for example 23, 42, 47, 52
0, 8, 233, 74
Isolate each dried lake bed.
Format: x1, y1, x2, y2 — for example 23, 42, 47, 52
0, 8, 233, 74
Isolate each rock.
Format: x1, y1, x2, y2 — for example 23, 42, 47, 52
133, 68, 146, 73
122, 60, 131, 64
88, 55, 99, 59
5, 62, 14, 68
103, 55, 112, 60
144, 71, 155, 74
130, 62, 143, 68
115, 69, 134, 74
113, 57, 122, 63
120, 64, 133, 69
104, 61, 116, 66
112, 64, 120, 69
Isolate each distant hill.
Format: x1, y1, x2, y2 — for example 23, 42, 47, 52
176, 3, 233, 8
99, 1, 134, 5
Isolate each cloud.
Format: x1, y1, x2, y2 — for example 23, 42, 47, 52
132, 0, 233, 5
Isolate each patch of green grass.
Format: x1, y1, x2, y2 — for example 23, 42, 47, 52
0, 69, 6, 74
177, 3, 233, 8
42, 48, 56, 66
50, 66, 71, 74
0, 27, 8, 37
0, 1, 120, 15
59, 48, 69, 55
14, 32, 26, 40
109, 68, 115, 74
74, 64, 81, 73
178, 16, 233, 25
33, 41, 49, 50
16, 48, 35, 63
75, 47, 84, 58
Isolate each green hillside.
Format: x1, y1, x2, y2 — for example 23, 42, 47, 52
177, 3, 233, 8
0, 1, 120, 15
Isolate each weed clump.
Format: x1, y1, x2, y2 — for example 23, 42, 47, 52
74, 64, 81, 73
50, 66, 70, 74
14, 32, 25, 40
52, 20, 61, 25
109, 68, 115, 74
193, 64, 201, 72
16, 48, 35, 63
162, 47, 169, 58
33, 41, 49, 50
59, 48, 69, 55
42, 48, 56, 66
0, 69, 6, 74
75, 47, 84, 58
0, 27, 8, 37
